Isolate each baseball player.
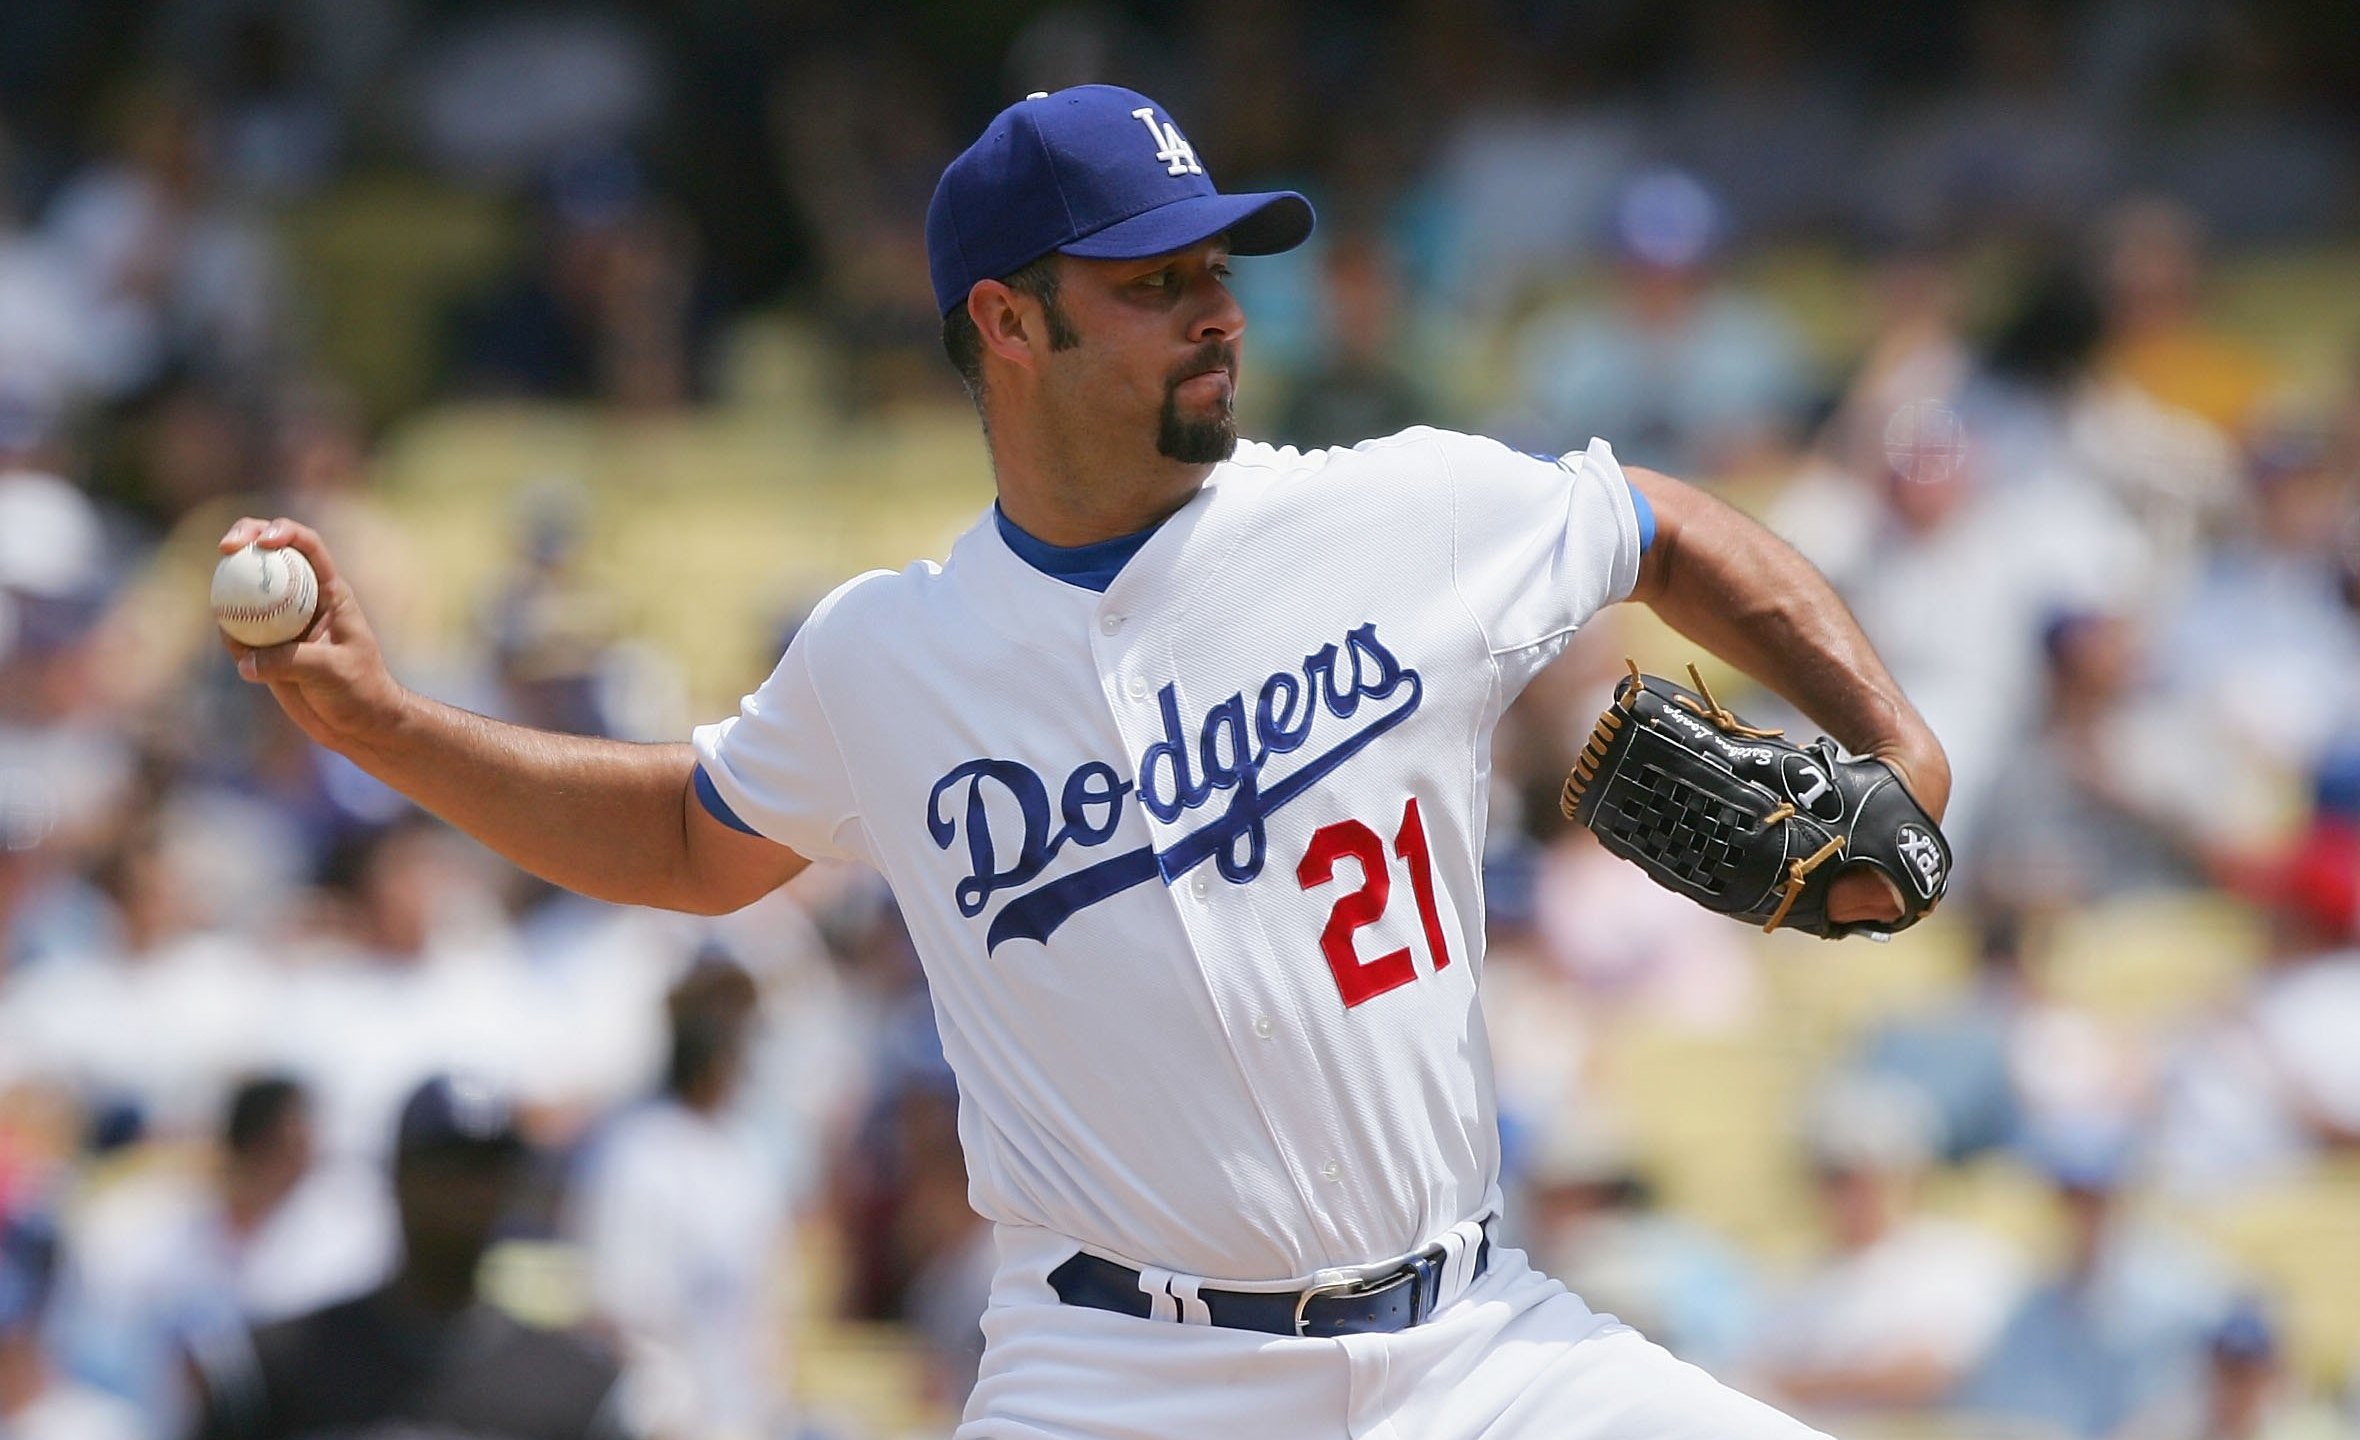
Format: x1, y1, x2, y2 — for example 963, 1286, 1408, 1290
221, 86, 1950, 1438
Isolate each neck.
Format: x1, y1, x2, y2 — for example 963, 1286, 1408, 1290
985, 402, 1212, 546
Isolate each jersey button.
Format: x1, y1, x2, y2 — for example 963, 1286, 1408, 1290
1190, 874, 1210, 900
1100, 614, 1124, 635
1252, 1016, 1273, 1039
1319, 1161, 1342, 1183
1126, 675, 1149, 700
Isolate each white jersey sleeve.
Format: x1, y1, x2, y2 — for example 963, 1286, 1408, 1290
1435, 431, 1643, 690
689, 584, 872, 863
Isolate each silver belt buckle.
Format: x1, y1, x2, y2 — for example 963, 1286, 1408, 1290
1291, 1256, 1424, 1337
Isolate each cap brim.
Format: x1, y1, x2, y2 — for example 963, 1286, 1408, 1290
1059, 190, 1314, 263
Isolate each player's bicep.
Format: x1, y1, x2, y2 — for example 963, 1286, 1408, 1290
681, 771, 811, 913
1622, 465, 1691, 606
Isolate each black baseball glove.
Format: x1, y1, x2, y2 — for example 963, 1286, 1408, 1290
1558, 663, 1951, 938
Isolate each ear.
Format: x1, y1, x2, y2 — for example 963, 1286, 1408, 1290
968, 279, 1042, 373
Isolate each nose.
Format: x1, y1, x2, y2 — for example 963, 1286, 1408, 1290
1186, 275, 1245, 346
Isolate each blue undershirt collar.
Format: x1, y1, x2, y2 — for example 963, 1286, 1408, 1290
993, 504, 1162, 593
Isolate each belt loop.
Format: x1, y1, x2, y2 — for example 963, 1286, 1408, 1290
1434, 1228, 1470, 1307
1440, 1215, 1489, 1306
1137, 1266, 1179, 1323
1168, 1272, 1213, 1326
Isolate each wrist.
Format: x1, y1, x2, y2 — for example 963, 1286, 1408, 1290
1871, 735, 1952, 823
342, 677, 427, 762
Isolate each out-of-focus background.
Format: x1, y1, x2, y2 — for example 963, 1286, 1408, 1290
0, 1, 2357, 1436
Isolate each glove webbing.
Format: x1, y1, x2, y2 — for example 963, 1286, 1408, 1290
1568, 661, 1854, 935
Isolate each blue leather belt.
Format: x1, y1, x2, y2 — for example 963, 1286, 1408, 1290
1047, 1228, 1492, 1338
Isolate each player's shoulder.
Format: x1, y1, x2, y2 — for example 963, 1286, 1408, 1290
789, 556, 952, 648
1224, 426, 1513, 504
1225, 429, 1578, 522
1228, 424, 1468, 475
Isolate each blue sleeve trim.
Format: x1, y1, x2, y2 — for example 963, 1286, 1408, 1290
1627, 478, 1656, 553
692, 763, 763, 837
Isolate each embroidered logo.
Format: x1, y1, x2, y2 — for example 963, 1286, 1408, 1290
1896, 822, 1946, 899
928, 623, 1422, 949
1132, 106, 1203, 177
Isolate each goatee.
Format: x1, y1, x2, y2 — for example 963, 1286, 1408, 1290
1157, 341, 1240, 464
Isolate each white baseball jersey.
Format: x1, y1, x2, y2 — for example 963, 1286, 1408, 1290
693, 427, 1641, 1285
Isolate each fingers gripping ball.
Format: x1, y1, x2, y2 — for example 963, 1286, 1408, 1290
211, 542, 318, 647
1560, 662, 1952, 939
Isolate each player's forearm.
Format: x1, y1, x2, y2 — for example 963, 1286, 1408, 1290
1625, 468, 1952, 819
345, 690, 709, 910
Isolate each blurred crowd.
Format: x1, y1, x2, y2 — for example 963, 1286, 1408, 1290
2, 1, 2359, 1438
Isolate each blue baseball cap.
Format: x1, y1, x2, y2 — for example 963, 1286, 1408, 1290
926, 85, 1314, 316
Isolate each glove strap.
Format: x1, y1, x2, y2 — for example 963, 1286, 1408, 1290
1763, 833, 1847, 933
1674, 663, 1787, 741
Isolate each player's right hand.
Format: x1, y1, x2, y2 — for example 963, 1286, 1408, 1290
218, 517, 407, 752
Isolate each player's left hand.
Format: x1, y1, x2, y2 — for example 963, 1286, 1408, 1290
1827, 744, 1950, 926
1562, 670, 1954, 939
1827, 866, 1906, 926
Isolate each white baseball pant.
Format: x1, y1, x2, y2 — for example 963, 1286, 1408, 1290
959, 1226, 1830, 1439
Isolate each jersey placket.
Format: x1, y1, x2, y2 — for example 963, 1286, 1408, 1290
1088, 589, 1354, 1261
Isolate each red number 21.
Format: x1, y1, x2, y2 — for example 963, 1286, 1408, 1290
1295, 798, 1452, 1008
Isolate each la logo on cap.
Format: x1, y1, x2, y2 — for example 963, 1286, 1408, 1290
1131, 107, 1202, 177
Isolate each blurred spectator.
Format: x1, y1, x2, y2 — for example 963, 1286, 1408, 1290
53, 1076, 391, 1435
1519, 1113, 1763, 1378
2161, 1301, 2354, 1440
0, 763, 64, 974
832, 974, 988, 1405
1417, 64, 1640, 322
42, 81, 288, 400
1531, 823, 1763, 1034
0, 1209, 143, 1440
200, 11, 344, 203
2147, 800, 2360, 1200
0, 130, 115, 400
281, 816, 547, 1162
1, 813, 285, 1138
189, 1074, 632, 1440
120, 376, 262, 528
1861, 904, 2154, 1172
1478, 850, 1604, 1216
1500, 169, 1810, 475
1809, 245, 1976, 495
1752, 1072, 2028, 1416
1274, 233, 1433, 451
1954, 1119, 2234, 1437
471, 479, 685, 748
2098, 197, 2278, 437
1966, 251, 2237, 607
2158, 428, 2360, 789
449, 149, 715, 411
1970, 609, 2219, 919
1855, 918, 2024, 1164
571, 956, 791, 1440
1773, 368, 2133, 853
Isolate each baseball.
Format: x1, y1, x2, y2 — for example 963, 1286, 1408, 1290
211, 541, 319, 647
